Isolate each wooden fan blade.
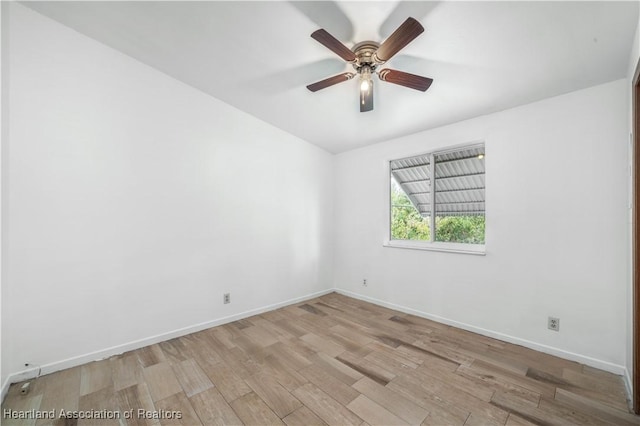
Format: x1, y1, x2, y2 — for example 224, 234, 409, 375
360, 84, 373, 112
374, 17, 424, 63
378, 68, 433, 91
311, 29, 357, 62
307, 73, 355, 92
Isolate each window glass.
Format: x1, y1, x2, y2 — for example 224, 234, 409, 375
389, 144, 485, 246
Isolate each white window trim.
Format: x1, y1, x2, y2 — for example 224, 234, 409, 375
382, 142, 486, 255
383, 239, 486, 255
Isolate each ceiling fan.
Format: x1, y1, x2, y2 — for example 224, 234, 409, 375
306, 17, 433, 112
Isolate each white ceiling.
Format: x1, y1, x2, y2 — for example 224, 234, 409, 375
24, 1, 639, 154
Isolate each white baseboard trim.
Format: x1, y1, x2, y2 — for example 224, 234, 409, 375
1, 288, 333, 402
335, 288, 627, 376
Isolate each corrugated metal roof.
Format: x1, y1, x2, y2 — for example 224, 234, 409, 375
390, 145, 485, 217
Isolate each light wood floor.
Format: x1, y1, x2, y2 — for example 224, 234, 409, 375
2, 292, 638, 426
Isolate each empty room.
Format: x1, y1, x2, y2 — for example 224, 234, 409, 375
2, 0, 640, 425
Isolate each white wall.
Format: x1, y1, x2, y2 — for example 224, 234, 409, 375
2, 2, 333, 386
333, 79, 629, 373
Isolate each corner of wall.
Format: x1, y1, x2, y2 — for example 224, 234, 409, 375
0, 0, 9, 399
625, 366, 634, 412
626, 11, 640, 408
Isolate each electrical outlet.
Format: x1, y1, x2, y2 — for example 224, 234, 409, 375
223, 293, 231, 304
548, 317, 560, 331
363, 279, 367, 287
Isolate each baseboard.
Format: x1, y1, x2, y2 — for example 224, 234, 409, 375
1, 288, 333, 402
335, 288, 627, 376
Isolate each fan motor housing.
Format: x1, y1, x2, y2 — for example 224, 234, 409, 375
352, 41, 380, 71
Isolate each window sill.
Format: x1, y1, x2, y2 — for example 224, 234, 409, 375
383, 240, 486, 255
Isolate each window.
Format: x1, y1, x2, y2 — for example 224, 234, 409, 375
387, 143, 485, 253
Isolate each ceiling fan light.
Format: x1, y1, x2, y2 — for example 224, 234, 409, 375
359, 65, 372, 93
358, 65, 374, 111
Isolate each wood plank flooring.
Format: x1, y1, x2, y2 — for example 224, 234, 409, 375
2, 293, 638, 425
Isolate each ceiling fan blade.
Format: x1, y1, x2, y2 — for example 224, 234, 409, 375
360, 84, 373, 112
307, 72, 355, 92
311, 29, 357, 62
374, 17, 424, 63
378, 68, 433, 91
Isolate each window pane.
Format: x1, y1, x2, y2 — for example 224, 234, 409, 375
390, 178, 431, 241
434, 146, 485, 244
390, 154, 431, 241
434, 216, 485, 244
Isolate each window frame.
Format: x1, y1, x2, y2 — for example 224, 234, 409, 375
383, 142, 486, 255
